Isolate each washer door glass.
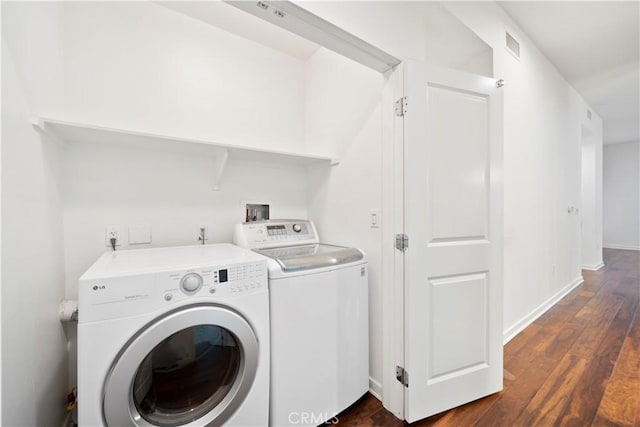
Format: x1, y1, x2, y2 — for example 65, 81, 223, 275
133, 325, 240, 425
103, 305, 259, 427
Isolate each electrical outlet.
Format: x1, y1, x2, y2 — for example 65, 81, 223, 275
198, 226, 208, 243
105, 226, 121, 248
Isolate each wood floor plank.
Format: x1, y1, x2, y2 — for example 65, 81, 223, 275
504, 322, 542, 357
555, 353, 618, 427
335, 394, 397, 427
575, 286, 621, 320
515, 353, 587, 426
422, 393, 501, 427
543, 315, 589, 361
570, 296, 622, 360
473, 354, 559, 427
593, 307, 640, 426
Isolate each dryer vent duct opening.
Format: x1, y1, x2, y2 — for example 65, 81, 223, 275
506, 32, 520, 59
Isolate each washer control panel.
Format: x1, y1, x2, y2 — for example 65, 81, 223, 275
234, 219, 319, 249
80, 259, 267, 323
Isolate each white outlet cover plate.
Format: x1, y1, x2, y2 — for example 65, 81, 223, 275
105, 226, 122, 247
129, 224, 152, 245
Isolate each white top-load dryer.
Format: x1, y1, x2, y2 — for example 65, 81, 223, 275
234, 220, 369, 427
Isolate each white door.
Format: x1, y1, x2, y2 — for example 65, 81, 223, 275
402, 60, 503, 422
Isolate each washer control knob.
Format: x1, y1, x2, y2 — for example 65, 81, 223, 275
180, 273, 203, 294
292, 223, 302, 233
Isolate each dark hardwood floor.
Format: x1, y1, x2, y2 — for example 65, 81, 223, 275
337, 249, 640, 426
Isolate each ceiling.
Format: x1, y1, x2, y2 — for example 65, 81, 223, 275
160, 1, 637, 144
498, 1, 640, 144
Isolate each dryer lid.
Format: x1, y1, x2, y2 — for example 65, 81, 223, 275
254, 244, 364, 272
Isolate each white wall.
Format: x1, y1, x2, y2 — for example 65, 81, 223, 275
304, 48, 386, 395
296, 0, 603, 342
61, 1, 312, 387
0, 4, 3, 420
64, 1, 306, 152
439, 2, 603, 338
603, 141, 640, 250
0, 5, 4, 423
61, 0, 312, 295
1, 2, 68, 425
63, 148, 309, 301
581, 124, 605, 269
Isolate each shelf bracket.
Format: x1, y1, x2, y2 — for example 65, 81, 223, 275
31, 117, 67, 146
211, 148, 229, 191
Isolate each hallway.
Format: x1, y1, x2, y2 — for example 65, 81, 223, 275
339, 249, 640, 426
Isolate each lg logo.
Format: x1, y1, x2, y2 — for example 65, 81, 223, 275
92, 285, 106, 291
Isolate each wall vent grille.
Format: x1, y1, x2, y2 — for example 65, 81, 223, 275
506, 32, 520, 59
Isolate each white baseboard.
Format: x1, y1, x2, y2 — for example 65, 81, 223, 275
369, 377, 382, 401
503, 275, 584, 344
582, 262, 604, 271
604, 244, 640, 251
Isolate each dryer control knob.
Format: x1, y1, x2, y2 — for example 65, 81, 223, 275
180, 273, 203, 294
292, 224, 302, 233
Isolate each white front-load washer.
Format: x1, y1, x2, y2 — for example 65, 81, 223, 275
234, 220, 369, 427
77, 244, 269, 427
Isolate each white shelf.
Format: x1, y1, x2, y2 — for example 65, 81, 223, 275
32, 118, 337, 190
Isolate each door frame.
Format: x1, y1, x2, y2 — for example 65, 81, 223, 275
381, 62, 405, 419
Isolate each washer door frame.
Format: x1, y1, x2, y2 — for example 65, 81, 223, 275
103, 304, 259, 427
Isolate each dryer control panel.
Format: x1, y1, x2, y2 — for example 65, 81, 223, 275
234, 219, 319, 249
166, 261, 267, 300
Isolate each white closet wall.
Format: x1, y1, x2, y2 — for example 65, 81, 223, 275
1, 3, 68, 425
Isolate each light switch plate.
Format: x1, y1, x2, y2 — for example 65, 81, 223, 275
369, 209, 380, 228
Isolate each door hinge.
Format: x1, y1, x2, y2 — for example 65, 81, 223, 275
395, 234, 408, 251
496, 79, 505, 88
395, 96, 408, 116
396, 366, 409, 387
